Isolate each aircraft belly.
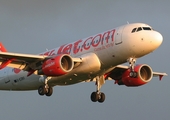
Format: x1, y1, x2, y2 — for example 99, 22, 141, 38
0, 68, 42, 90
48, 45, 129, 86
9, 74, 42, 90
48, 54, 101, 86
49, 73, 91, 86
47, 51, 111, 86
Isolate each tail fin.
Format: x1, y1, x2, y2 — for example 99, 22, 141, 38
0, 42, 7, 52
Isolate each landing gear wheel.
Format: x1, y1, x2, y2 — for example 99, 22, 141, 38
91, 92, 99, 102
90, 92, 105, 103
130, 71, 137, 78
38, 85, 46, 96
98, 92, 105, 103
45, 86, 53, 96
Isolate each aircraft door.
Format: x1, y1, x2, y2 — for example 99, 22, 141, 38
115, 26, 125, 45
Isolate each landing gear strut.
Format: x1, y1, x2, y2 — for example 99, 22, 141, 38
38, 76, 53, 97
90, 76, 105, 103
127, 57, 137, 78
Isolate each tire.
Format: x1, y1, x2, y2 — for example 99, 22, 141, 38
46, 87, 53, 96
133, 72, 137, 78
91, 92, 99, 102
98, 92, 105, 103
38, 85, 46, 96
129, 71, 134, 77
130, 71, 137, 78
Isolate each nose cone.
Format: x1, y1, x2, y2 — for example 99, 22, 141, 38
153, 32, 163, 48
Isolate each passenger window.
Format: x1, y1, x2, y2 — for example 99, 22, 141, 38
131, 28, 137, 33
137, 27, 142, 32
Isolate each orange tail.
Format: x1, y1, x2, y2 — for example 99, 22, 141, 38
0, 42, 7, 52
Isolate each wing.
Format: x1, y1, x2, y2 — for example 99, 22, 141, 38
0, 42, 47, 70
0, 43, 82, 73
0, 51, 47, 70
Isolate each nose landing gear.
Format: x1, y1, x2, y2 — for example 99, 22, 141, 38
128, 57, 137, 78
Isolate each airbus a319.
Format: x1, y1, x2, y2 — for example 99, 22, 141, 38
0, 23, 167, 103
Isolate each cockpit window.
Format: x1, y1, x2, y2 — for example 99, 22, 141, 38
131, 28, 137, 33
136, 27, 142, 32
143, 27, 152, 30
131, 26, 153, 33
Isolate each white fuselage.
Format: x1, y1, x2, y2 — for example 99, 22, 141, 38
0, 23, 163, 90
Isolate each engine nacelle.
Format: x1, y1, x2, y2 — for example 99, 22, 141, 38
121, 64, 153, 86
38, 54, 74, 76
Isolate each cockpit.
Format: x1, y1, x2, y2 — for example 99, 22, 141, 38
131, 27, 153, 33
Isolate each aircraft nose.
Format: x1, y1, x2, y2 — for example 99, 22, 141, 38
153, 32, 163, 48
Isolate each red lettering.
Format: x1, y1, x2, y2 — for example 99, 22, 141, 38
92, 34, 102, 47
40, 49, 55, 56
73, 40, 82, 54
49, 50, 55, 56
44, 51, 50, 56
57, 44, 66, 54
49, 29, 116, 55
101, 29, 115, 45
83, 37, 93, 50
62, 44, 73, 54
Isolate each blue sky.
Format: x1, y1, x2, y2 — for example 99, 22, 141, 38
0, 0, 169, 120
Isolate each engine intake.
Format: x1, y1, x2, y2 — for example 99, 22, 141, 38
121, 64, 153, 86
38, 54, 74, 76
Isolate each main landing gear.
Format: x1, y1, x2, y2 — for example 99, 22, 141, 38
38, 76, 53, 96
90, 76, 106, 103
128, 57, 137, 78
38, 85, 53, 96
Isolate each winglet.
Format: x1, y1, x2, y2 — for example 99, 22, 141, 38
0, 42, 7, 52
159, 74, 168, 81
159, 75, 163, 81
153, 72, 168, 81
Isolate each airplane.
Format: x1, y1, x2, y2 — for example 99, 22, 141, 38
0, 23, 167, 103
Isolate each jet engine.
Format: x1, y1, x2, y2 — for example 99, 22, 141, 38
38, 54, 74, 76
120, 64, 153, 86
